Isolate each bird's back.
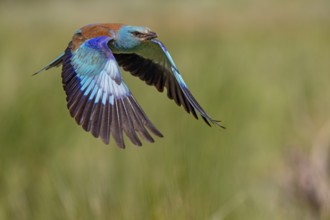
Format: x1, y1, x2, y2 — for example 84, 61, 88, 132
71, 23, 123, 50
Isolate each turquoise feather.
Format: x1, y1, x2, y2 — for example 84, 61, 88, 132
35, 23, 223, 148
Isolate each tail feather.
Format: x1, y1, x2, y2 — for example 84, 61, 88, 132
33, 52, 65, 75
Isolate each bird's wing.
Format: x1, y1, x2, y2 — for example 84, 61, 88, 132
114, 39, 223, 127
62, 36, 162, 148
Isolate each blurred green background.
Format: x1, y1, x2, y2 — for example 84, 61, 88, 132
1, 0, 330, 219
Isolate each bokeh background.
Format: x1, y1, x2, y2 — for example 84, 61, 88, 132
1, 0, 330, 219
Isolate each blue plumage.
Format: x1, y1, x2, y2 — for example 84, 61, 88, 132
35, 23, 223, 148
60, 36, 162, 147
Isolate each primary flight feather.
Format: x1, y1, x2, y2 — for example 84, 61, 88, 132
36, 23, 224, 148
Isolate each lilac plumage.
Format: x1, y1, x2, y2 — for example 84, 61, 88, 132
35, 23, 223, 148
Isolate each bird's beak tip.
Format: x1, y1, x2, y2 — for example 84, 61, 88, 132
144, 31, 158, 40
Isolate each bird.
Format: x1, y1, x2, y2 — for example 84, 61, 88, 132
35, 23, 224, 148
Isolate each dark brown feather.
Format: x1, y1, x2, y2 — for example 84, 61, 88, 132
111, 100, 124, 148
123, 97, 155, 142
81, 100, 94, 131
99, 101, 111, 144
117, 99, 142, 146
90, 101, 103, 138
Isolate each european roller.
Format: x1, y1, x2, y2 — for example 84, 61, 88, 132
36, 23, 224, 148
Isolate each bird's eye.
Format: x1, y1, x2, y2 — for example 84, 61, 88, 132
132, 31, 142, 37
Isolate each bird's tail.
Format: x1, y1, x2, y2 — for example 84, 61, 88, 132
33, 52, 65, 75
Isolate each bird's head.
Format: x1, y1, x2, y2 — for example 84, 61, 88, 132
111, 25, 158, 52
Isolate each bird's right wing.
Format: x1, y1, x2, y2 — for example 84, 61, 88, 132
62, 36, 162, 148
114, 39, 224, 128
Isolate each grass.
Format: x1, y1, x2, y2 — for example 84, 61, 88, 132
0, 1, 330, 219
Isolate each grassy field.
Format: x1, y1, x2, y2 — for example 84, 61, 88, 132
0, 0, 330, 219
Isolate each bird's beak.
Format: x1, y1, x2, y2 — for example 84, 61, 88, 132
142, 31, 158, 40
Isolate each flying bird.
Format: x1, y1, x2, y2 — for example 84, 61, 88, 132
35, 23, 224, 148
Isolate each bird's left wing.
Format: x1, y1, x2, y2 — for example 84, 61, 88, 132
114, 39, 224, 128
62, 36, 162, 148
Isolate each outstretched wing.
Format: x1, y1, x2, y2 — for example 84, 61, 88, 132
114, 39, 224, 128
62, 36, 162, 148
